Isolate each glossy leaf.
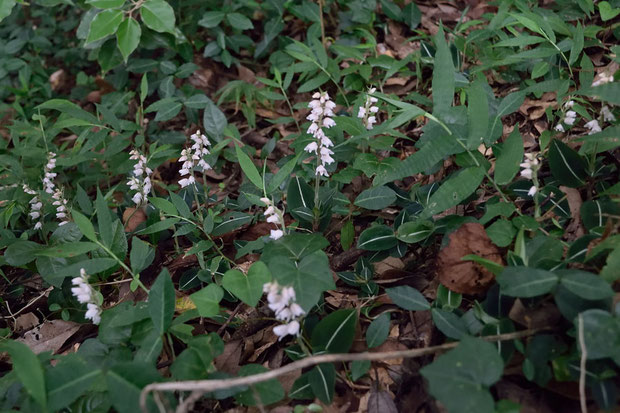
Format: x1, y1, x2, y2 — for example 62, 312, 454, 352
386, 285, 430, 310
235, 144, 263, 190
311, 309, 357, 353
548, 139, 587, 188
86, 10, 123, 43
496, 266, 559, 297
140, 0, 175, 33
396, 220, 434, 243
149, 269, 175, 334
366, 312, 390, 348
190, 283, 224, 318
354, 186, 397, 210
558, 269, 614, 300
116, 17, 141, 62
1, 340, 47, 409
357, 225, 397, 251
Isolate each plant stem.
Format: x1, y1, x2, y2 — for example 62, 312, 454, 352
96, 240, 148, 293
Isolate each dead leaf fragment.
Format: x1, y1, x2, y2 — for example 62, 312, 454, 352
17, 320, 80, 354
49, 69, 66, 91
15, 312, 39, 333
368, 387, 398, 413
436, 223, 503, 294
123, 207, 147, 232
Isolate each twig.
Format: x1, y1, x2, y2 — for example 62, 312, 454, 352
578, 314, 588, 413
140, 328, 545, 413
0, 286, 53, 320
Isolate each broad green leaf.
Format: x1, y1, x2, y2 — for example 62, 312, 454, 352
494, 127, 524, 185
357, 225, 397, 251
226, 12, 253, 30
235, 145, 263, 190
578, 309, 620, 360
580, 82, 620, 105
198, 11, 225, 28
155, 101, 182, 122
548, 139, 588, 187
211, 212, 252, 236
37, 99, 99, 124
4, 241, 43, 266
106, 361, 161, 413
85, 0, 123, 8
136, 217, 179, 235
266, 153, 301, 194
366, 312, 390, 348
436, 284, 462, 310
222, 261, 271, 307
558, 269, 613, 300
203, 101, 227, 138
140, 0, 175, 33
569, 22, 584, 65
116, 17, 141, 62
397, 220, 434, 243
467, 79, 489, 149
297, 72, 330, 93
386, 285, 430, 310
308, 364, 335, 404
2, 340, 47, 409
420, 167, 485, 219
431, 308, 467, 339
46, 355, 101, 411
420, 337, 504, 413
0, 0, 16, 23
599, 1, 620, 21
148, 197, 177, 216
148, 269, 175, 334
269, 251, 335, 311
311, 309, 357, 353
72, 210, 97, 242
488, 91, 525, 143
86, 9, 123, 43
96, 189, 112, 247
354, 186, 397, 210
351, 360, 371, 381
261, 233, 329, 263
35, 242, 98, 258
496, 266, 559, 297
432, 25, 455, 112
190, 283, 223, 317
287, 176, 314, 223
235, 364, 284, 406
340, 220, 355, 251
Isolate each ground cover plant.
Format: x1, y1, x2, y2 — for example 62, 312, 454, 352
0, 0, 619, 412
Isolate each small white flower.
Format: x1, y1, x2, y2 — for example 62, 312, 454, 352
85, 303, 101, 325
270, 229, 284, 240
264, 281, 305, 339
592, 73, 614, 87
316, 165, 328, 177
358, 87, 380, 129
554, 124, 565, 132
304, 142, 318, 153
34, 222, 42, 230
564, 100, 574, 108
179, 176, 195, 188
520, 168, 533, 179
564, 111, 577, 126
601, 106, 616, 123
585, 119, 602, 135
528, 186, 537, 196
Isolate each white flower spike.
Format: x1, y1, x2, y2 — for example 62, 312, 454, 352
304, 91, 336, 177
127, 149, 152, 206
263, 280, 305, 340
179, 130, 211, 188
71, 268, 102, 325
358, 87, 379, 130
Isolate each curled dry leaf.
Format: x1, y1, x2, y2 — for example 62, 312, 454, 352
436, 223, 503, 294
17, 320, 81, 354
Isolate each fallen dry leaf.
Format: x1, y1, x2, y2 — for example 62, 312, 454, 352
17, 320, 80, 354
49, 69, 66, 91
559, 186, 585, 240
436, 223, 503, 294
15, 312, 39, 333
123, 207, 147, 232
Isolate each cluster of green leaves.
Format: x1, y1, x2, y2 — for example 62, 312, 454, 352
1, 0, 620, 412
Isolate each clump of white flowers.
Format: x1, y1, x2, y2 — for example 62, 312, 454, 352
584, 119, 602, 135
127, 149, 152, 206
601, 105, 616, 123
592, 72, 614, 87
23, 184, 43, 230
304, 92, 336, 177
42, 152, 57, 194
554, 101, 576, 132
261, 197, 285, 240
357, 87, 379, 130
520, 153, 541, 196
263, 281, 305, 340
71, 268, 102, 325
52, 188, 71, 226
178, 130, 211, 188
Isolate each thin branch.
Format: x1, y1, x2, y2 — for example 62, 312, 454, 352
578, 314, 588, 413
140, 328, 546, 413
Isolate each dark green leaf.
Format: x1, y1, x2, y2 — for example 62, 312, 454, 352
308, 363, 335, 404
366, 312, 390, 348
1, 340, 46, 409
149, 268, 175, 334
432, 308, 468, 339
140, 0, 175, 33
548, 139, 588, 187
226, 12, 253, 30
116, 17, 141, 62
311, 309, 357, 353
235, 364, 284, 406
496, 266, 559, 297
432, 26, 455, 112
235, 145, 263, 190
86, 9, 123, 43
354, 186, 397, 210
396, 220, 434, 243
558, 269, 614, 300
222, 261, 271, 307
357, 225, 397, 251
386, 285, 430, 310
420, 167, 485, 219
190, 284, 223, 317
46, 355, 101, 411
494, 128, 524, 185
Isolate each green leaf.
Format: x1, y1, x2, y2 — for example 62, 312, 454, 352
287, 176, 314, 223
386, 285, 430, 310
106, 361, 161, 413
149, 197, 177, 216
599, 1, 620, 21
357, 225, 397, 251
222, 261, 271, 307
494, 127, 524, 185
402, 1, 421, 30
155, 101, 182, 122
226, 12, 253, 30
467, 79, 489, 149
496, 266, 559, 297
96, 189, 112, 248
4, 241, 43, 266
432, 25, 455, 112
116, 17, 141, 62
311, 309, 357, 353
308, 364, 335, 404
235, 364, 284, 406
420, 167, 485, 219
569, 22, 584, 65
235, 145, 263, 190
269, 251, 335, 312
578, 309, 620, 360
340, 220, 355, 251
198, 11, 225, 28
548, 139, 588, 188
149, 268, 175, 334
397, 220, 434, 243
266, 153, 302, 194
431, 308, 467, 339
37, 99, 99, 124
211, 212, 252, 236
351, 360, 370, 381
366, 312, 390, 348
72, 210, 97, 242
46, 355, 101, 411
140, 0, 175, 33
86, 9, 123, 43
36, 242, 98, 258
297, 72, 330, 93
85, 0, 124, 8
2, 340, 47, 409
0, 0, 17, 23
558, 269, 614, 300
488, 92, 525, 143
420, 337, 504, 413
190, 283, 224, 318
136, 217, 179, 235
354, 186, 397, 210
203, 101, 227, 139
